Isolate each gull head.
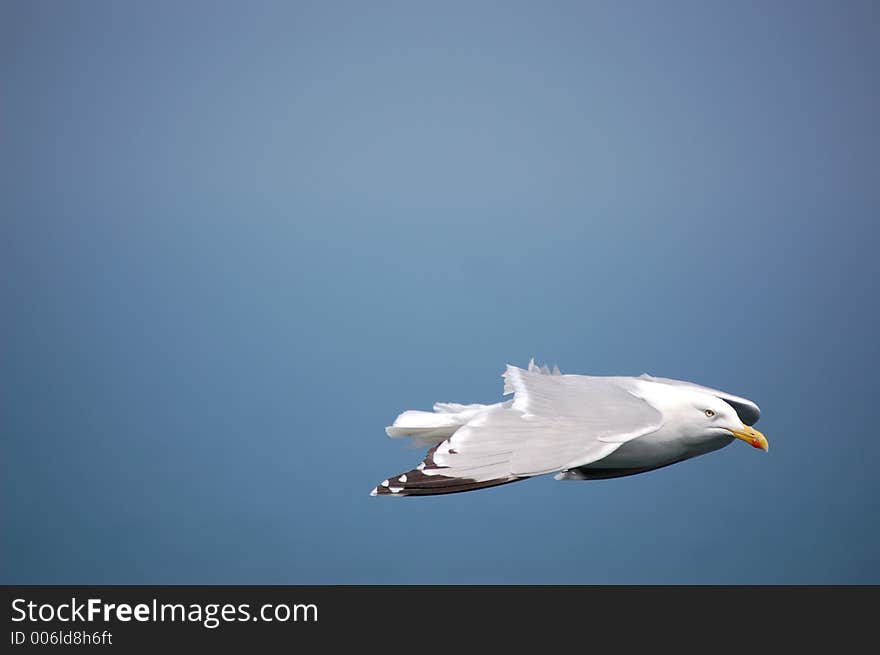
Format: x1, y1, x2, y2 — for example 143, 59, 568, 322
684, 393, 768, 451
647, 385, 769, 452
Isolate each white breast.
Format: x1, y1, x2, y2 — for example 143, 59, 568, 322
587, 426, 734, 469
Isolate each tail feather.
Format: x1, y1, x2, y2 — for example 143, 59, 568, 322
384, 402, 502, 447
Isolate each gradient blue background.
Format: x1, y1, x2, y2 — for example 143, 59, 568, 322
3, 0, 878, 584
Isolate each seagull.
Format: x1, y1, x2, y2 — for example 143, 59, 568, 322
371, 360, 767, 497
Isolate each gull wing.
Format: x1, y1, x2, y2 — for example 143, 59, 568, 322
372, 365, 663, 496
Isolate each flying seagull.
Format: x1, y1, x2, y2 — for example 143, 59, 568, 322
371, 360, 767, 497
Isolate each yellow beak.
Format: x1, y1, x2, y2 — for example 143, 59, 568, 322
729, 424, 769, 451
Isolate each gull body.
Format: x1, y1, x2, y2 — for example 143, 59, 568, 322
372, 361, 767, 497
565, 380, 738, 479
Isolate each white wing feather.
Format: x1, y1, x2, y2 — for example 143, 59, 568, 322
426, 365, 664, 480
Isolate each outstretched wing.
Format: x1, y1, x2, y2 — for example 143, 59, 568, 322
372, 365, 664, 496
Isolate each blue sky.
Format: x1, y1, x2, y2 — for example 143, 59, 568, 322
2, 0, 878, 583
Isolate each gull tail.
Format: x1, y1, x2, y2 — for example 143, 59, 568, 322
384, 402, 500, 447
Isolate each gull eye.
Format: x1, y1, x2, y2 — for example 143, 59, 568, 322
704, 409, 715, 417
